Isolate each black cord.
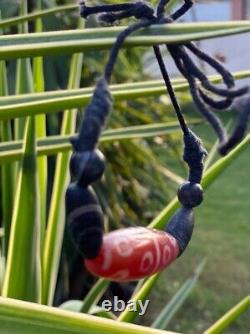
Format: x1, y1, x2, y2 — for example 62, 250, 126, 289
153, 45, 189, 135
104, 19, 152, 82
66, 0, 249, 262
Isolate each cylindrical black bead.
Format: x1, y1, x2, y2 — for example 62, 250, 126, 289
165, 207, 194, 254
66, 182, 104, 259
69, 149, 106, 186
178, 182, 203, 208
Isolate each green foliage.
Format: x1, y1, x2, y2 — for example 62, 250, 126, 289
2, 117, 41, 302
0, 296, 176, 334
0, 2, 249, 334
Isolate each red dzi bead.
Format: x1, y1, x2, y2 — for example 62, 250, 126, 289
84, 227, 180, 281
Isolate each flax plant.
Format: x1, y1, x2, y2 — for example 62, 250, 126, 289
0, 2, 249, 334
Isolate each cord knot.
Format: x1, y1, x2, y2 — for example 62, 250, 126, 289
133, 2, 155, 20
75, 78, 112, 151
183, 130, 207, 183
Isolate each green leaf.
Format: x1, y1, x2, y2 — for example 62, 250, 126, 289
0, 121, 199, 164
60, 300, 117, 319
0, 70, 249, 120
0, 22, 250, 60
102, 120, 201, 141
118, 274, 159, 322
81, 279, 110, 314
204, 121, 233, 171
14, 56, 34, 139
203, 295, 250, 334
60, 300, 83, 313
0, 297, 179, 334
0, 4, 77, 30
89, 306, 117, 320
0, 59, 14, 255
157, 165, 185, 185
33, 0, 47, 251
0, 70, 249, 108
151, 260, 206, 329
0, 255, 4, 294
2, 117, 41, 302
14, 0, 33, 140
0, 77, 186, 107
42, 38, 84, 305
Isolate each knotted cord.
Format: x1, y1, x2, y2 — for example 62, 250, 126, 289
65, 1, 249, 279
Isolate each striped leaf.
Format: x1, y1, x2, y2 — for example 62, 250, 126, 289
2, 117, 41, 302
203, 295, 250, 334
0, 22, 250, 60
42, 29, 84, 305
0, 70, 248, 120
0, 121, 200, 164
0, 296, 179, 334
151, 260, 206, 330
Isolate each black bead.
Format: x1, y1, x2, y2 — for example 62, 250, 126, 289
70, 149, 105, 186
65, 183, 104, 259
178, 182, 203, 208
165, 207, 194, 254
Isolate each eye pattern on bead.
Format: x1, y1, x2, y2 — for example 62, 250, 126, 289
65, 0, 249, 282
84, 228, 179, 281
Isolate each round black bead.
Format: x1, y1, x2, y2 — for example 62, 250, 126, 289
70, 149, 105, 186
178, 182, 203, 208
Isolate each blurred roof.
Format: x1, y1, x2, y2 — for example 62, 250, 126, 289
149, 0, 250, 86
182, 0, 249, 78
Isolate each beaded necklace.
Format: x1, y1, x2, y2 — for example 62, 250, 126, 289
66, 0, 249, 282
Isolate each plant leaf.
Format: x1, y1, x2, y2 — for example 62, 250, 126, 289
33, 0, 47, 251
0, 297, 180, 334
14, 0, 33, 140
0, 22, 250, 60
59, 300, 83, 313
42, 27, 84, 305
89, 306, 117, 320
81, 279, 110, 314
0, 70, 249, 120
0, 228, 4, 238
0, 59, 14, 256
0, 121, 200, 164
2, 117, 41, 302
151, 260, 206, 329
60, 300, 117, 320
118, 274, 159, 322
1, 70, 250, 108
0, 4, 77, 30
203, 295, 250, 334
0, 254, 4, 294
0, 77, 191, 106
